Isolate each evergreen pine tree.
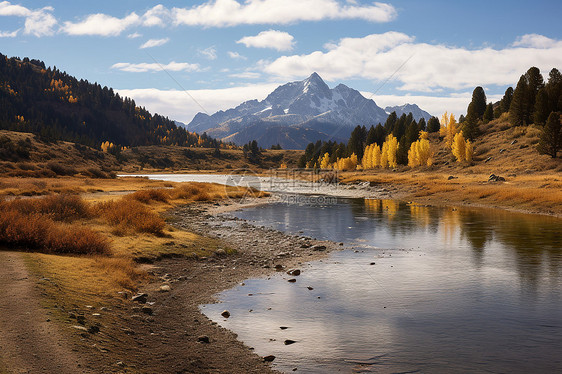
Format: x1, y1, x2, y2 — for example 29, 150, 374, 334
525, 67, 545, 112
427, 116, 440, 133
546, 68, 562, 112
463, 102, 480, 140
418, 117, 426, 131
384, 111, 397, 133
509, 75, 529, 126
483, 103, 494, 123
500, 87, 514, 114
470, 86, 487, 119
537, 112, 561, 158
534, 88, 550, 125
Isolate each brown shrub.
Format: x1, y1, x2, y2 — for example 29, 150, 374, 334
3, 194, 91, 222
95, 199, 165, 235
128, 189, 170, 204
0, 209, 109, 255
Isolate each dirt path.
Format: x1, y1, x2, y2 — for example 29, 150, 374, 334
0, 251, 94, 374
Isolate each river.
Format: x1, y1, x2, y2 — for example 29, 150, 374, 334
127, 174, 562, 373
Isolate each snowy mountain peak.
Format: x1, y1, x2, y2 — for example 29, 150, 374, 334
187, 73, 431, 149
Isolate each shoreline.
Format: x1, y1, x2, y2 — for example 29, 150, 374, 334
95, 198, 348, 373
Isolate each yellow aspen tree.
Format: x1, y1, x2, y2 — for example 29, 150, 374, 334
386, 135, 399, 168
407, 142, 418, 166
452, 132, 466, 162
380, 141, 389, 168
371, 144, 381, 168
465, 140, 474, 163
362, 145, 372, 169
350, 153, 358, 169
440, 112, 458, 147
320, 152, 331, 169
418, 138, 433, 166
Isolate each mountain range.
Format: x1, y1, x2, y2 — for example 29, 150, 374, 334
188, 73, 432, 149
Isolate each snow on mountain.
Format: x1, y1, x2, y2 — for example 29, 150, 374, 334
188, 73, 428, 149
384, 103, 432, 122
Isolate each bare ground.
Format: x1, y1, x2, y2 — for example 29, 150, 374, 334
0, 251, 95, 374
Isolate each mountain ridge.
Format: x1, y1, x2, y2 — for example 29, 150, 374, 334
189, 73, 431, 149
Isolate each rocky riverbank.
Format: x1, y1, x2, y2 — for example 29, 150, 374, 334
99, 198, 346, 373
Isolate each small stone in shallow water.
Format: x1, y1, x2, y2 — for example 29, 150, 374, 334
284, 339, 296, 345
221, 310, 231, 318
288, 278, 297, 283
306, 286, 314, 290
263, 355, 276, 362
280, 326, 289, 330
287, 269, 301, 276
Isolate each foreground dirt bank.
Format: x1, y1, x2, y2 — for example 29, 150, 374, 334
0, 199, 343, 374
0, 251, 95, 374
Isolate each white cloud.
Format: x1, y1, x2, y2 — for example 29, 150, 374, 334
127, 32, 141, 39
139, 37, 169, 49
0, 1, 29, 17
0, 28, 18, 37
229, 71, 261, 79
228, 51, 247, 60
141, 4, 171, 27
237, 30, 295, 51
116, 83, 281, 124
199, 46, 217, 60
0, 2, 56, 36
172, 0, 396, 27
368, 92, 503, 119
111, 61, 200, 73
62, 12, 140, 36
512, 34, 557, 49
263, 32, 562, 91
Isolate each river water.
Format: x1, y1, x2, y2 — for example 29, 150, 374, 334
126, 174, 562, 373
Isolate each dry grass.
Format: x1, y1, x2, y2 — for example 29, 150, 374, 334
0, 200, 109, 255
94, 199, 166, 236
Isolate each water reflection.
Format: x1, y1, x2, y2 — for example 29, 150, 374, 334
204, 198, 562, 373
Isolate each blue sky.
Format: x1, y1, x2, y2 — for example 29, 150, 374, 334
1, 0, 561, 123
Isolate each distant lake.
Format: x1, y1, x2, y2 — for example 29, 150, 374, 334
202, 198, 562, 373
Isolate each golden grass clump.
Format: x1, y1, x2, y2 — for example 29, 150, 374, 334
0, 208, 109, 255
127, 188, 170, 204
93, 256, 147, 290
94, 199, 165, 236
1, 194, 92, 222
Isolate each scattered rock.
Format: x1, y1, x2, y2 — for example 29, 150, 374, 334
221, 310, 231, 318
485, 156, 492, 163
159, 285, 171, 292
274, 264, 284, 271
141, 306, 153, 315
287, 269, 301, 276
447, 176, 457, 180
263, 355, 276, 362
511, 139, 518, 145
306, 286, 314, 290
488, 174, 506, 182
88, 325, 100, 334
284, 339, 296, 345
280, 326, 289, 330
214, 249, 227, 257
370, 262, 376, 265
131, 293, 148, 303
499, 148, 506, 153
72, 325, 88, 332
300, 243, 311, 248
312, 245, 326, 251
288, 279, 297, 283
197, 335, 210, 343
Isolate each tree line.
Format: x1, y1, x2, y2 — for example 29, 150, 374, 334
297, 66, 561, 169
0, 54, 224, 150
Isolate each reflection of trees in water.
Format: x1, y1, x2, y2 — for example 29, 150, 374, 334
360, 199, 561, 286
489, 210, 561, 290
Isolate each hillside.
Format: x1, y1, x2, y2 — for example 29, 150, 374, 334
0, 54, 219, 149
